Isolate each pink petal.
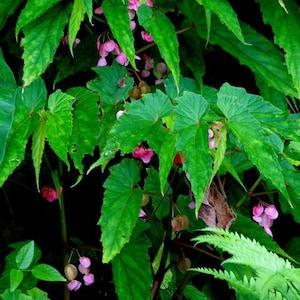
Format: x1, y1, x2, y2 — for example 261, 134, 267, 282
264, 205, 279, 219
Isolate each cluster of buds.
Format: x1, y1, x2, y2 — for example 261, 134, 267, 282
252, 202, 279, 237
64, 256, 95, 291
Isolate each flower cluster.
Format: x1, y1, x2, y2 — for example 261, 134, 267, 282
64, 256, 95, 291
132, 145, 154, 163
252, 202, 279, 236
140, 55, 167, 85
41, 186, 62, 202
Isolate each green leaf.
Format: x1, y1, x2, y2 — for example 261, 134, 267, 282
256, 0, 300, 98
0, 48, 17, 165
27, 287, 49, 300
15, 241, 34, 270
183, 284, 210, 300
67, 87, 99, 178
16, 0, 61, 37
174, 91, 212, 213
199, 0, 246, 44
87, 63, 134, 107
68, 0, 87, 56
31, 264, 66, 282
82, 0, 93, 23
46, 90, 74, 169
99, 159, 142, 263
21, 4, 71, 86
0, 0, 22, 31
32, 111, 47, 190
217, 83, 291, 205
102, 0, 136, 69
193, 11, 297, 98
112, 221, 152, 300
9, 269, 24, 291
0, 289, 32, 300
112, 90, 174, 154
137, 4, 180, 88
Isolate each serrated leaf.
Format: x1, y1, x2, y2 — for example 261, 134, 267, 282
27, 287, 49, 300
183, 284, 210, 300
99, 159, 142, 263
137, 4, 180, 88
112, 90, 174, 154
174, 91, 212, 213
67, 87, 99, 178
21, 4, 71, 87
32, 111, 47, 190
68, 0, 86, 56
87, 63, 134, 107
15, 241, 34, 270
9, 269, 24, 291
0, 289, 32, 300
112, 221, 152, 300
198, 0, 246, 44
46, 90, 74, 169
217, 83, 291, 206
102, 0, 136, 69
16, 0, 61, 37
32, 264, 66, 282
0, 0, 22, 31
192, 10, 297, 98
256, 0, 300, 98
0, 48, 16, 165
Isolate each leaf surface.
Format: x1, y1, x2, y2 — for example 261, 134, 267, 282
21, 4, 71, 86
9, 269, 24, 291
102, 0, 136, 69
32, 264, 66, 282
99, 159, 142, 263
137, 4, 180, 87
0, 0, 22, 31
15, 240, 34, 270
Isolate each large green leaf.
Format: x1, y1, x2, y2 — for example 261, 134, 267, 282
217, 83, 291, 205
102, 0, 136, 69
16, 0, 61, 37
199, 0, 246, 44
15, 241, 34, 270
21, 4, 71, 87
99, 159, 142, 263
67, 87, 99, 178
256, 0, 300, 98
46, 90, 74, 169
112, 221, 152, 300
174, 91, 212, 213
0, 0, 22, 31
31, 264, 66, 282
0, 48, 16, 165
112, 90, 174, 154
137, 4, 180, 88
68, 0, 87, 56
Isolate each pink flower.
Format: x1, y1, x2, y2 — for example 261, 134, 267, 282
116, 52, 129, 66
141, 31, 153, 43
128, 0, 141, 11
252, 203, 279, 237
79, 256, 91, 268
156, 62, 167, 73
97, 57, 107, 67
83, 273, 95, 286
132, 145, 154, 163
139, 209, 147, 218
67, 279, 82, 291
78, 264, 90, 275
94, 7, 103, 15
103, 40, 116, 52
41, 186, 60, 202
130, 20, 136, 30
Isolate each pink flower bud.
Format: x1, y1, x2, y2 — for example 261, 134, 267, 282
41, 186, 59, 202
103, 40, 116, 52
99, 44, 109, 57
78, 264, 90, 275
265, 205, 279, 219
116, 52, 129, 66
79, 256, 91, 268
130, 20, 136, 30
141, 31, 153, 43
67, 280, 82, 291
116, 110, 126, 119
252, 205, 264, 216
94, 7, 103, 15
97, 57, 107, 67
141, 70, 150, 78
156, 62, 167, 73
83, 273, 95, 286
132, 146, 154, 163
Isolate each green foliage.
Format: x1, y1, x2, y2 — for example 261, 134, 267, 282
193, 228, 300, 299
1, 0, 300, 299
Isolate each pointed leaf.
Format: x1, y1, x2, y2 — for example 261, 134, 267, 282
102, 0, 136, 69
32, 111, 47, 190
15, 241, 34, 270
0, 48, 16, 164
67, 87, 99, 177
198, 0, 246, 44
137, 4, 180, 87
0, 0, 22, 31
16, 0, 61, 37
32, 264, 66, 282
99, 159, 142, 263
46, 90, 74, 168
174, 91, 212, 213
68, 0, 86, 56
256, 0, 300, 98
112, 221, 152, 300
112, 90, 174, 154
217, 83, 291, 205
21, 4, 71, 86
10, 269, 24, 291
83, 0, 93, 23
